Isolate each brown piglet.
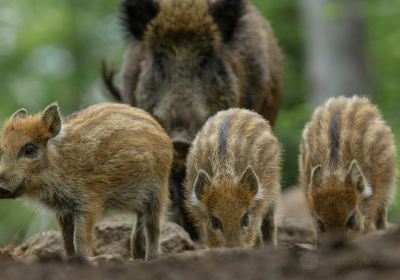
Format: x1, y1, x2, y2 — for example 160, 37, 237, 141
0, 103, 173, 260
184, 109, 282, 248
299, 96, 397, 243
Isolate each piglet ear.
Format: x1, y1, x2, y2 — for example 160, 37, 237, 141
42, 103, 62, 138
210, 0, 244, 42
310, 165, 323, 191
346, 160, 372, 198
193, 170, 212, 202
11, 108, 28, 120
240, 166, 259, 197
121, 0, 159, 40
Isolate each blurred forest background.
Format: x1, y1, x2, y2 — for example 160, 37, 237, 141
0, 0, 399, 246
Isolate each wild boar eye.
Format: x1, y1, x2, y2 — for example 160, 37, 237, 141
210, 215, 222, 231
153, 52, 166, 66
199, 56, 209, 69
317, 219, 325, 233
154, 55, 163, 66
241, 213, 250, 228
20, 144, 38, 158
153, 54, 166, 79
347, 214, 356, 229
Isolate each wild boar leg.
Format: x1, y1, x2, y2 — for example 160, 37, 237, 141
143, 197, 162, 261
131, 213, 146, 259
375, 203, 388, 230
144, 216, 161, 261
261, 209, 277, 247
255, 225, 264, 248
73, 211, 98, 256
57, 213, 75, 256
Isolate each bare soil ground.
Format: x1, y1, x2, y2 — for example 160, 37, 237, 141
1, 188, 399, 279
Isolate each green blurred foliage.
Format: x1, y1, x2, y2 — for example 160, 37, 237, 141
252, 0, 309, 188
364, 0, 400, 220
0, 0, 124, 120
0, 0, 399, 247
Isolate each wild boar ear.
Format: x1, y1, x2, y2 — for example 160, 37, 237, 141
239, 166, 260, 198
346, 160, 372, 198
210, 0, 244, 42
11, 108, 28, 120
193, 170, 211, 203
120, 0, 159, 40
310, 165, 323, 190
42, 103, 62, 138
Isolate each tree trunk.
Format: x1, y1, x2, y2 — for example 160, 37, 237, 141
301, 0, 370, 107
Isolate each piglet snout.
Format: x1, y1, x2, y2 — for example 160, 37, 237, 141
0, 186, 12, 198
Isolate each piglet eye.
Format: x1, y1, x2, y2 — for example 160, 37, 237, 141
20, 144, 38, 158
317, 219, 325, 233
210, 215, 222, 231
347, 214, 356, 229
241, 213, 250, 228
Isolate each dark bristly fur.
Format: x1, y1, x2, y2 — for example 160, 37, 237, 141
218, 115, 232, 157
121, 0, 159, 40
329, 109, 340, 166
101, 61, 122, 102
184, 109, 282, 248
104, 0, 283, 238
209, 0, 244, 42
299, 96, 397, 243
0, 103, 173, 261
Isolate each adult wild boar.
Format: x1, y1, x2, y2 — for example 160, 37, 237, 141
103, 0, 282, 238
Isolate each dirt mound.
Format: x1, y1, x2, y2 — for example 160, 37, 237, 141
12, 220, 196, 263
11, 217, 313, 262
1, 225, 399, 280
2, 197, 400, 279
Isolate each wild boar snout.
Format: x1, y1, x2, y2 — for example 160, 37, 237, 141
153, 98, 207, 163
171, 129, 191, 157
